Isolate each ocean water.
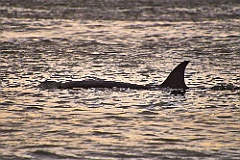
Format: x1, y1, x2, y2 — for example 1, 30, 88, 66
0, 0, 239, 159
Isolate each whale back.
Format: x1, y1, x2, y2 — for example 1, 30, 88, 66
38, 61, 190, 90
38, 81, 61, 89
159, 61, 189, 89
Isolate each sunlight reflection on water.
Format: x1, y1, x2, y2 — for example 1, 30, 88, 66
1, 3, 240, 160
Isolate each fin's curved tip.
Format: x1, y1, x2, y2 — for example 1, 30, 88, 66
160, 61, 190, 89
183, 60, 190, 64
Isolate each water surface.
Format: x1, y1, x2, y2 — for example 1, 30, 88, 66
0, 0, 239, 159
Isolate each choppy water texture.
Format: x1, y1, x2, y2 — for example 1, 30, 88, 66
0, 0, 240, 160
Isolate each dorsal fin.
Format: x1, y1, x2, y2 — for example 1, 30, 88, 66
160, 61, 189, 89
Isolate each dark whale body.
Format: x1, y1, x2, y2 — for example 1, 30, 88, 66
39, 61, 190, 90
210, 83, 240, 90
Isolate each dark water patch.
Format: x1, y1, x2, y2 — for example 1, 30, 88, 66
25, 106, 43, 111
34, 99, 46, 103
115, 105, 131, 109
46, 116, 69, 121
0, 128, 23, 133
92, 130, 120, 136
125, 23, 173, 29
7, 107, 26, 112
163, 149, 212, 159
32, 93, 45, 97
0, 100, 16, 106
31, 150, 75, 159
143, 133, 158, 137
7, 83, 21, 88
71, 108, 87, 112
44, 129, 64, 134
0, 155, 31, 160
218, 104, 232, 107
150, 137, 185, 143
102, 115, 132, 121
139, 110, 159, 115
216, 115, 232, 119
53, 100, 72, 105
19, 144, 61, 149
